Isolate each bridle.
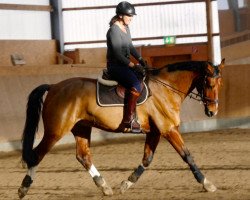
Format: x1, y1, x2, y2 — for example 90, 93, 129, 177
148, 67, 221, 106
200, 73, 221, 106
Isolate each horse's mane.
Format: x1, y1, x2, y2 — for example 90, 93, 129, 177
150, 61, 209, 75
167, 61, 207, 72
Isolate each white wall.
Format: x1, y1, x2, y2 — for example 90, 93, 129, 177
0, 0, 51, 39
0, 0, 49, 5
63, 1, 208, 49
0, 0, 222, 63
62, 0, 221, 63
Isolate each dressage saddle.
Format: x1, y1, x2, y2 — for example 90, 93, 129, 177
96, 69, 149, 107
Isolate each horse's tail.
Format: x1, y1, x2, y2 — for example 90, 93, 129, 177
22, 84, 50, 167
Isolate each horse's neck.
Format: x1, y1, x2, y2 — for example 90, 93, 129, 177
176, 71, 199, 96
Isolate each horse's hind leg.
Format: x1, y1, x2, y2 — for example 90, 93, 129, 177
121, 130, 161, 193
18, 132, 62, 199
71, 122, 113, 196
163, 127, 217, 192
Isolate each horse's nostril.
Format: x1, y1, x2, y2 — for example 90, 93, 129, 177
208, 112, 213, 117
205, 107, 214, 117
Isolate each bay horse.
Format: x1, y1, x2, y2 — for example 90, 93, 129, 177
18, 59, 225, 198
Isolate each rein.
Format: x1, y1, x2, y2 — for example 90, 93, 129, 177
149, 77, 204, 103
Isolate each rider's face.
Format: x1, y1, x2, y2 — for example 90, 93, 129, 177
122, 15, 133, 25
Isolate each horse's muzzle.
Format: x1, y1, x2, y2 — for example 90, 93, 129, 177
205, 107, 218, 117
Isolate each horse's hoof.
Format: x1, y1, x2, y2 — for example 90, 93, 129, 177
120, 180, 133, 194
18, 186, 29, 199
203, 178, 217, 192
93, 175, 113, 196
102, 185, 113, 196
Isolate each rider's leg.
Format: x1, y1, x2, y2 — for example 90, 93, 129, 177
108, 65, 142, 133
122, 87, 141, 132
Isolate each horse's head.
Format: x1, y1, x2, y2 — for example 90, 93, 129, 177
197, 59, 225, 117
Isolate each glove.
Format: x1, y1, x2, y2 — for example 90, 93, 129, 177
134, 64, 146, 77
139, 57, 147, 68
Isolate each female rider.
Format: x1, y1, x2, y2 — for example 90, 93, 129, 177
106, 1, 146, 133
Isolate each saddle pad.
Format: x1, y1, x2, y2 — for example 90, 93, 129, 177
97, 82, 149, 107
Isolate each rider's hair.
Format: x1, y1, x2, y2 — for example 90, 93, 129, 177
109, 15, 119, 27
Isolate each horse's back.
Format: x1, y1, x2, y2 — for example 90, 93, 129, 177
42, 77, 98, 129
46, 77, 96, 100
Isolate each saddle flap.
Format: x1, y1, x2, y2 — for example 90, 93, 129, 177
97, 82, 149, 107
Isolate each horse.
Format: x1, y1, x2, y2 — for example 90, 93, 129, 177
18, 59, 225, 198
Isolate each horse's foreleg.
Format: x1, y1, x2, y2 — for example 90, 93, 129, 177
120, 131, 161, 194
72, 124, 113, 196
164, 127, 217, 192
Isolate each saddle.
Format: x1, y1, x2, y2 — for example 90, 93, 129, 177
97, 69, 149, 107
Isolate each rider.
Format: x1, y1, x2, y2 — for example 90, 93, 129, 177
106, 1, 147, 133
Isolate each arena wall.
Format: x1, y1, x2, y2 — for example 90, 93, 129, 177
0, 64, 249, 152
0, 40, 58, 66
221, 40, 250, 64
65, 43, 209, 67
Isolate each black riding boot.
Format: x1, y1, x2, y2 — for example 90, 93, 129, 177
122, 88, 141, 133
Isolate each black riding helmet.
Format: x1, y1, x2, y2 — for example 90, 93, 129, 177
116, 1, 136, 16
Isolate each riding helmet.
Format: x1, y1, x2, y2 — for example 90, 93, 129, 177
116, 1, 136, 16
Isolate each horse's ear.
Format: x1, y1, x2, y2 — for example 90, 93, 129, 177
220, 58, 225, 69
206, 62, 214, 74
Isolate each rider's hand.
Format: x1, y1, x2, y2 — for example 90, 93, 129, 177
128, 62, 135, 68
139, 57, 147, 68
134, 64, 146, 77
